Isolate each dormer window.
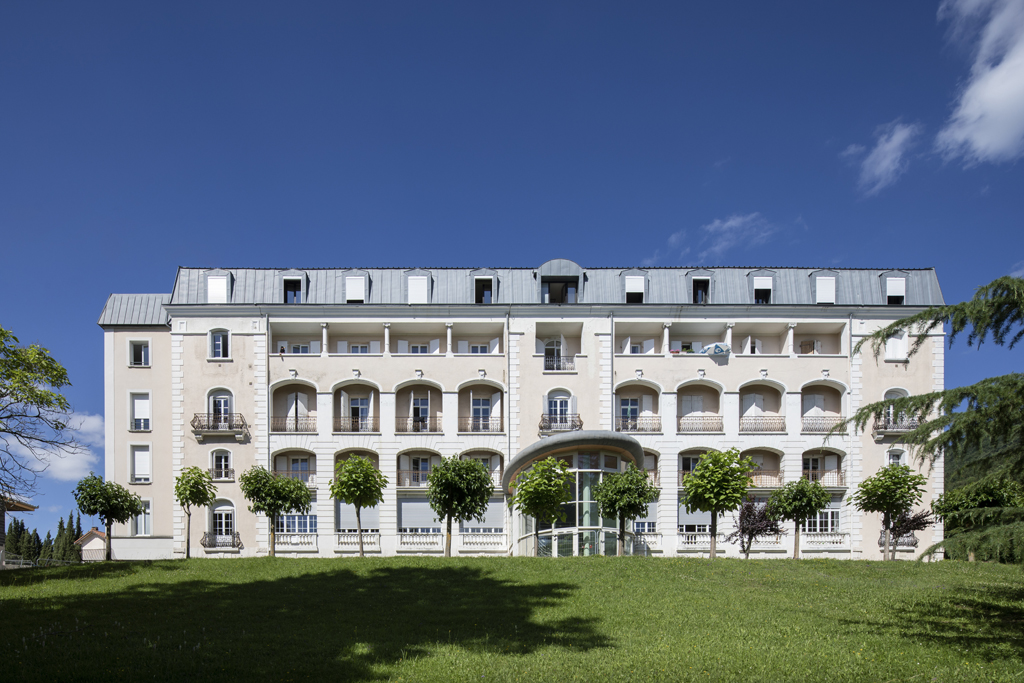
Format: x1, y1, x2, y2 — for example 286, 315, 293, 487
284, 279, 302, 304
346, 276, 365, 304
693, 278, 709, 304
408, 276, 429, 304
475, 278, 492, 304
887, 277, 905, 305
816, 277, 836, 304
207, 275, 228, 304
753, 277, 772, 305
625, 276, 645, 304
542, 278, 578, 304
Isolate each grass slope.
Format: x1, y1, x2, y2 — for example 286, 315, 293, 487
1, 557, 1022, 682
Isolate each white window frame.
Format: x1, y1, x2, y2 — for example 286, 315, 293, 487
129, 391, 152, 431
351, 344, 369, 354
692, 277, 710, 304
283, 277, 303, 304
887, 449, 906, 466
470, 344, 487, 354
129, 443, 152, 484
207, 275, 229, 304
211, 501, 235, 539
410, 344, 429, 354
211, 449, 232, 480
209, 329, 231, 360
128, 339, 151, 367
815, 276, 836, 304
886, 277, 906, 305
132, 499, 153, 536
753, 276, 773, 304
474, 276, 494, 304
345, 276, 366, 303
407, 276, 429, 304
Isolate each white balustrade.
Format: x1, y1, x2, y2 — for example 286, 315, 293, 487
398, 533, 444, 549
335, 532, 380, 550
804, 532, 849, 546
459, 533, 507, 550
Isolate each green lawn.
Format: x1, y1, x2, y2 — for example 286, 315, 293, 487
1, 557, 1022, 682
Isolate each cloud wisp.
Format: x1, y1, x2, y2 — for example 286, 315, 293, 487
1010, 260, 1024, 277
936, 0, 1024, 164
34, 412, 104, 482
852, 120, 922, 196
642, 213, 775, 265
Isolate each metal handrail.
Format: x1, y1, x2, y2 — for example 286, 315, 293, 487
802, 469, 846, 486
615, 416, 662, 432
677, 416, 724, 433
209, 467, 235, 480
397, 470, 431, 487
747, 470, 784, 487
129, 419, 150, 431
395, 417, 443, 433
873, 416, 920, 432
878, 531, 919, 548
544, 357, 575, 371
739, 415, 787, 432
801, 416, 844, 433
191, 413, 247, 431
273, 470, 317, 485
538, 414, 583, 431
200, 532, 242, 549
458, 417, 504, 432
333, 416, 380, 433
270, 416, 318, 433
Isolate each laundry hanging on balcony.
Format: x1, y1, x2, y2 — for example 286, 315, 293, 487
698, 343, 731, 356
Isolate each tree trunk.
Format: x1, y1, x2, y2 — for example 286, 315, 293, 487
185, 509, 191, 560
534, 521, 539, 558
743, 535, 750, 560
709, 512, 717, 559
793, 523, 801, 560
618, 516, 625, 557
269, 514, 276, 557
445, 515, 452, 558
356, 506, 364, 558
104, 520, 112, 561
551, 521, 557, 558
883, 512, 890, 562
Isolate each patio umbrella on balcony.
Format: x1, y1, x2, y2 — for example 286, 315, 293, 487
698, 343, 731, 356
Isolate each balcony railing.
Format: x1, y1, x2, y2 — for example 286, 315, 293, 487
750, 534, 784, 548
191, 413, 248, 442
274, 533, 317, 549
803, 469, 846, 487
801, 416, 845, 433
544, 357, 575, 371
878, 531, 919, 548
459, 533, 507, 550
804, 532, 849, 547
270, 416, 318, 433
458, 417, 504, 433
615, 416, 662, 433
677, 532, 725, 550
873, 417, 920, 433
398, 533, 444, 550
739, 415, 787, 432
333, 416, 380, 433
634, 532, 662, 554
677, 415, 724, 433
209, 468, 235, 481
129, 418, 151, 431
539, 414, 583, 431
395, 417, 443, 433
273, 470, 318, 487
200, 532, 243, 549
397, 470, 431, 487
335, 532, 381, 551
747, 470, 784, 487
646, 470, 660, 486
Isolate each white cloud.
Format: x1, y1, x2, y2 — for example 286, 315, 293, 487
857, 121, 922, 195
33, 413, 104, 482
840, 143, 866, 159
697, 213, 775, 261
1010, 260, 1024, 277
936, 0, 1024, 164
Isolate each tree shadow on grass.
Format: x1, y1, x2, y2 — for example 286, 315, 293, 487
0, 561, 611, 682
837, 582, 1024, 664
0, 560, 159, 587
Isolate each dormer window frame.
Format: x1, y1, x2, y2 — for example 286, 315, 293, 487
283, 278, 303, 304
749, 271, 775, 305
622, 269, 648, 305
204, 270, 233, 304
344, 271, 369, 304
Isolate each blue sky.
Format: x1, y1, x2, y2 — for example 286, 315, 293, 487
2, 1, 1023, 536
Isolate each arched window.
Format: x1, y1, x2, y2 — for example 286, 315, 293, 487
211, 501, 234, 540
208, 390, 233, 423
542, 391, 578, 430
211, 449, 232, 480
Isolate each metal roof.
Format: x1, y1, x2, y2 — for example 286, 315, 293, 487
97, 294, 170, 327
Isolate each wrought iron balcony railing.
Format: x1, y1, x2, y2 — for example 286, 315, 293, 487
802, 469, 846, 487
209, 467, 235, 481
333, 416, 380, 433
190, 413, 248, 442
200, 532, 243, 549
397, 470, 431, 487
677, 415, 724, 433
878, 531, 919, 548
739, 415, 787, 433
801, 416, 845, 433
273, 470, 317, 487
539, 414, 583, 431
269, 416, 318, 433
544, 357, 575, 371
458, 417, 504, 433
873, 416, 920, 433
395, 417, 443, 433
129, 418, 150, 431
615, 416, 662, 432
747, 470, 784, 487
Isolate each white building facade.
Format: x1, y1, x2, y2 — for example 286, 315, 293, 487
98, 261, 944, 560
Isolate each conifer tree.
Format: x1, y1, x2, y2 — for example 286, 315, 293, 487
40, 531, 53, 561
75, 513, 82, 542
54, 517, 66, 561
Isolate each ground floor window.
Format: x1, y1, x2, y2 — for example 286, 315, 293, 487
132, 501, 152, 536
804, 510, 840, 533
399, 526, 442, 533
679, 524, 709, 533
275, 515, 318, 534
634, 521, 656, 534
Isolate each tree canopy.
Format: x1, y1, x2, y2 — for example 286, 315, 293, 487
330, 455, 388, 557
593, 464, 659, 556
74, 473, 145, 561
679, 448, 755, 558
509, 457, 574, 557
725, 496, 785, 559
851, 465, 927, 560
427, 458, 494, 557
238, 466, 312, 557
767, 478, 831, 559
0, 325, 83, 498
174, 466, 218, 559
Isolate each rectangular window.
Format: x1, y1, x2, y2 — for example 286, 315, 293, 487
680, 456, 701, 473
130, 341, 150, 367
410, 344, 428, 354
211, 332, 229, 359
753, 276, 773, 305
214, 509, 234, 537
351, 345, 369, 354
345, 276, 365, 303
816, 277, 836, 304
213, 451, 231, 479
886, 277, 906, 305
131, 445, 151, 483
693, 279, 710, 304
888, 451, 903, 466
475, 278, 492, 304
408, 276, 429, 304
131, 394, 151, 431
133, 501, 152, 536
208, 276, 228, 304
275, 515, 318, 534
634, 521, 657, 534
284, 279, 302, 304
542, 278, 578, 304
625, 276, 645, 304
885, 332, 908, 360
804, 510, 840, 533
679, 524, 709, 533
290, 344, 310, 354
470, 345, 487, 354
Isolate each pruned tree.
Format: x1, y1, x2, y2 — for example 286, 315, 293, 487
0, 325, 84, 498
767, 478, 831, 559
509, 457, 574, 557
330, 455, 387, 557
427, 458, 494, 557
679, 448, 755, 559
593, 464, 659, 556
851, 465, 926, 560
174, 466, 218, 559
725, 496, 785, 559
239, 466, 312, 557
73, 472, 145, 561
889, 509, 935, 547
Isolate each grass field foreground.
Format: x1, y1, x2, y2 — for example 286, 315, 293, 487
1, 557, 1022, 682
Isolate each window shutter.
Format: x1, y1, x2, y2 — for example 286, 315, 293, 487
743, 336, 752, 354
816, 277, 835, 304
297, 392, 308, 417
541, 283, 550, 304
310, 341, 320, 354
207, 276, 227, 303
886, 278, 906, 297
754, 393, 764, 414
458, 340, 469, 354
429, 339, 440, 354
644, 455, 656, 470
753, 276, 773, 290
543, 394, 549, 414
490, 338, 500, 354
741, 394, 754, 416
366, 390, 375, 419
535, 338, 545, 354
336, 341, 348, 354
625, 276, 645, 294
678, 508, 712, 526
399, 500, 438, 529
824, 455, 838, 471
338, 502, 379, 531
133, 447, 150, 478
286, 393, 297, 417
751, 454, 764, 467
693, 395, 703, 414
621, 336, 631, 354
346, 276, 365, 301
408, 276, 429, 304
275, 340, 288, 354
491, 391, 502, 419
670, 340, 682, 352
366, 340, 378, 354
641, 395, 653, 417
679, 395, 692, 416
814, 340, 822, 354
559, 334, 568, 357
340, 390, 349, 417
132, 395, 150, 420
477, 499, 505, 529
399, 454, 410, 470
397, 340, 408, 354
570, 395, 578, 414
754, 338, 763, 354
643, 339, 655, 354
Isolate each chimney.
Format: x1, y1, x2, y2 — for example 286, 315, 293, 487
92, 526, 98, 531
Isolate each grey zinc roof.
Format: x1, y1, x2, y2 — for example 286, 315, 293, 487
98, 294, 170, 326
165, 263, 944, 307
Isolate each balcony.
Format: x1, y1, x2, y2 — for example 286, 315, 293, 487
396, 417, 443, 433
270, 416, 317, 433
397, 470, 431, 487
803, 469, 846, 487
804, 532, 849, 547
458, 417, 504, 433
459, 533, 508, 552
615, 416, 662, 433
274, 533, 318, 551
398, 533, 444, 551
747, 470, 784, 487
539, 414, 583, 432
873, 417, 920, 434
646, 470, 660, 486
677, 416, 724, 433
677, 532, 725, 550
801, 416, 845, 434
544, 357, 575, 371
739, 416, 786, 433
209, 468, 235, 481
191, 413, 248, 442
129, 418, 150, 432
335, 532, 381, 552
273, 470, 318, 488
200, 532, 243, 550
333, 416, 380, 433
